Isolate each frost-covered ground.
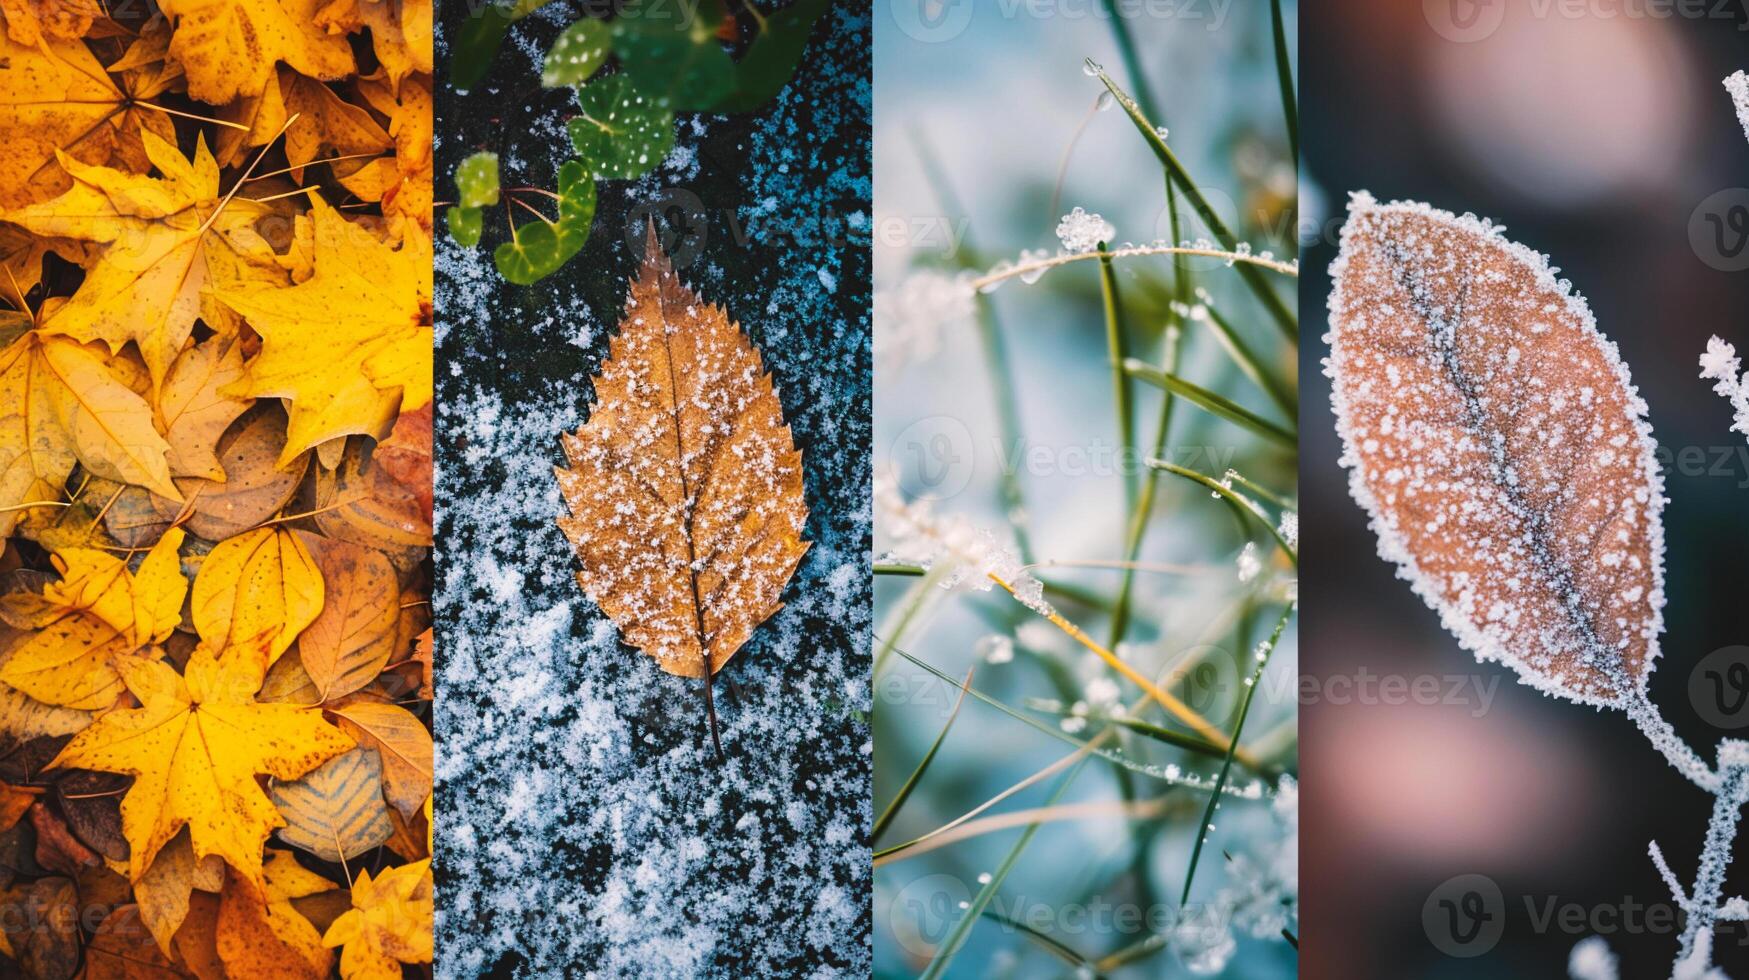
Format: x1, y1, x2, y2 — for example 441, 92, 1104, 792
433, 6, 872, 977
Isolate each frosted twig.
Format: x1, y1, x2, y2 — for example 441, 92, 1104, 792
1649, 840, 1689, 907
1674, 741, 1749, 965
1623, 686, 1722, 793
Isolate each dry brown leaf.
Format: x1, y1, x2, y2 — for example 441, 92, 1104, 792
295, 534, 399, 703
157, 338, 253, 482
328, 700, 429, 819
84, 904, 186, 979
135, 828, 225, 957
152, 406, 309, 542
556, 231, 809, 753
1326, 195, 1664, 707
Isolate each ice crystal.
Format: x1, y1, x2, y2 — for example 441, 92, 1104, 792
975, 633, 1015, 665
1236, 542, 1261, 583
872, 269, 975, 369
1277, 511, 1298, 550
1568, 936, 1619, 980
1700, 336, 1749, 438
1056, 207, 1116, 254
873, 471, 1050, 613
1726, 71, 1749, 144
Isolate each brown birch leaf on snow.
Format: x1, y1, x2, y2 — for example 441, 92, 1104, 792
1326, 194, 1665, 707
555, 229, 809, 753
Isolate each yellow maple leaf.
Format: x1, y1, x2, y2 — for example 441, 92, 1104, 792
157, 0, 356, 105
46, 645, 354, 888
192, 526, 324, 682
321, 858, 431, 980
40, 527, 188, 645
0, 132, 286, 390
216, 196, 432, 464
0, 332, 182, 539
0, 19, 173, 208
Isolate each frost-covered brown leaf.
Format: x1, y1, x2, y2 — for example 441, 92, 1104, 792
556, 230, 810, 757
0, 1, 433, 975
1326, 193, 1665, 707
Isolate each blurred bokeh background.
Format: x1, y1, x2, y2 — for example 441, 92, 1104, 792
1303, 2, 1749, 977
875, 0, 1299, 976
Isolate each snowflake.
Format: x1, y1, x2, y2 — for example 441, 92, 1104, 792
1055, 207, 1116, 254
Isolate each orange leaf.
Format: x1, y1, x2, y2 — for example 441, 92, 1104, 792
1327, 195, 1664, 706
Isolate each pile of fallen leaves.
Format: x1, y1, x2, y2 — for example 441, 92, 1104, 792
0, 1, 434, 977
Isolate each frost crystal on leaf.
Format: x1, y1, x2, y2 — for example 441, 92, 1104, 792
873, 471, 1050, 613
1056, 207, 1116, 254
1325, 193, 1667, 708
1726, 71, 1749, 144
872, 269, 975, 369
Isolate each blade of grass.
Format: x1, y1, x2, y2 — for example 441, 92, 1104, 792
987, 574, 1258, 767
873, 561, 927, 576
1099, 243, 1138, 517
1111, 318, 1180, 653
1223, 468, 1295, 512
1148, 459, 1298, 564
1270, 0, 1298, 168
1088, 63, 1297, 340
980, 911, 1102, 974
1194, 291, 1297, 421
886, 644, 1234, 783
882, 794, 1174, 865
917, 757, 1092, 980
1123, 359, 1295, 449
1181, 601, 1295, 903
873, 667, 974, 844
874, 563, 947, 679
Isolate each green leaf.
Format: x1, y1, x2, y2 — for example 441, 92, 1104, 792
454, 151, 501, 208
542, 18, 610, 88
446, 206, 483, 248
492, 163, 596, 285
451, 0, 558, 91
611, 0, 734, 110
714, 0, 832, 112
567, 74, 675, 180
